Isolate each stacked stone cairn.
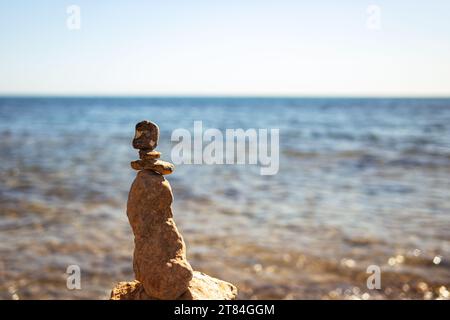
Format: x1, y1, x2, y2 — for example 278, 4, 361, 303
110, 120, 237, 300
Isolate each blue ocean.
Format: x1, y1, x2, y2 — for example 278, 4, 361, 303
0, 97, 449, 299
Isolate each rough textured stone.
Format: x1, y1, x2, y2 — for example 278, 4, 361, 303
179, 272, 238, 300
139, 149, 161, 160
110, 272, 238, 300
110, 280, 152, 300
111, 120, 238, 301
127, 170, 193, 299
130, 159, 174, 175
132, 120, 159, 150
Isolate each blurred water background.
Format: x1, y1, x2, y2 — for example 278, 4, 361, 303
0, 97, 449, 299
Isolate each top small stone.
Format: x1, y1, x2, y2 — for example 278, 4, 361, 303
132, 120, 159, 150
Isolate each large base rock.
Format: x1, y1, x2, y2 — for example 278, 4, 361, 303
110, 271, 238, 300
127, 170, 193, 299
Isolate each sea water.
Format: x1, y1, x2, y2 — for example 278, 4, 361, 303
0, 97, 449, 299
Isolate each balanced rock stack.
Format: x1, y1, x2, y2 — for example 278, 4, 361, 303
110, 120, 237, 300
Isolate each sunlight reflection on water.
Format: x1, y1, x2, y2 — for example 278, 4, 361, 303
0, 97, 449, 299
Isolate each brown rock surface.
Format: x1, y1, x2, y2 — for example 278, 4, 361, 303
130, 159, 174, 175
132, 120, 159, 150
110, 272, 238, 300
178, 272, 238, 300
127, 170, 193, 299
110, 280, 152, 300
139, 149, 161, 160
111, 120, 237, 300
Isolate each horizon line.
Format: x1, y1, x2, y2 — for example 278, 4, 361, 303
1, 93, 450, 99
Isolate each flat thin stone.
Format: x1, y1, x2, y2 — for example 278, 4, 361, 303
139, 150, 161, 160
130, 159, 174, 175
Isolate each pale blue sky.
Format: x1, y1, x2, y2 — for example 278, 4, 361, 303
1, 0, 450, 96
